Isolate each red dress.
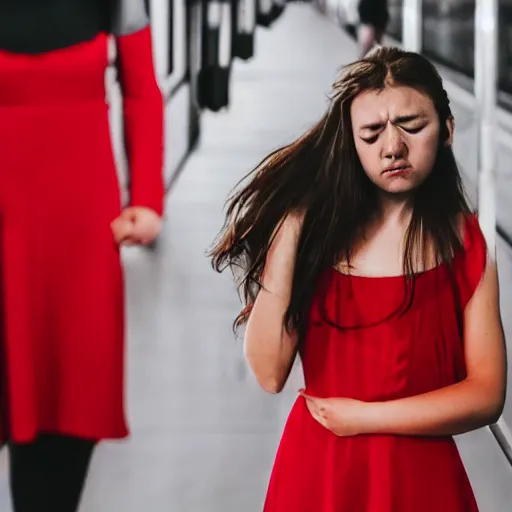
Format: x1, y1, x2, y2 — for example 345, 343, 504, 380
264, 215, 485, 511
0, 27, 163, 444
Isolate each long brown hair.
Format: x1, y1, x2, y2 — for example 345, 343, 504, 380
209, 46, 470, 337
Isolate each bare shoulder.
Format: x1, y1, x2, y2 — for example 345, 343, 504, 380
271, 210, 304, 237
464, 211, 499, 309
284, 210, 305, 230
266, 210, 305, 258
456, 211, 477, 240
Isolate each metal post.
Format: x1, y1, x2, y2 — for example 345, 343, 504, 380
402, 0, 422, 52
474, 0, 498, 255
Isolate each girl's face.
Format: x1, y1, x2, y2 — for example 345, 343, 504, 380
350, 84, 453, 196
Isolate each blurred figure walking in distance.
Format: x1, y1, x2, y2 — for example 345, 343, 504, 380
357, 0, 389, 55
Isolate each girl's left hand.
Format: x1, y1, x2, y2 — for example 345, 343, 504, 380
299, 389, 368, 437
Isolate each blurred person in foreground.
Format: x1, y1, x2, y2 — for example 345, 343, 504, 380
209, 46, 506, 511
0, 0, 163, 510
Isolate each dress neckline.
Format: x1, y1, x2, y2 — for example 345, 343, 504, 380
329, 213, 477, 281
329, 262, 446, 281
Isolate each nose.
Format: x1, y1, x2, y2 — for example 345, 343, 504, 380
382, 125, 406, 160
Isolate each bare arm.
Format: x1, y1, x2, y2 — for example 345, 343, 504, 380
244, 213, 303, 393
363, 257, 507, 436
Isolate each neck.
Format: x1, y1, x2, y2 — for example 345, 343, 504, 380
377, 192, 413, 227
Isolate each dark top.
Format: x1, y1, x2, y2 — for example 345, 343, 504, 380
358, 0, 389, 30
0, 0, 149, 54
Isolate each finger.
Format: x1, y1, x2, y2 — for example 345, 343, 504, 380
306, 402, 326, 427
110, 217, 124, 232
304, 397, 321, 419
132, 222, 161, 245
305, 400, 317, 417
130, 222, 152, 242
300, 392, 322, 407
298, 389, 315, 401
111, 226, 125, 244
120, 207, 138, 222
121, 225, 157, 246
128, 229, 152, 246
111, 220, 134, 244
115, 226, 133, 244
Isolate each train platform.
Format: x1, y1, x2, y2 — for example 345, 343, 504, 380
0, 4, 511, 511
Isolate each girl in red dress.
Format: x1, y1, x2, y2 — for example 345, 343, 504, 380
210, 46, 507, 511
0, 1, 163, 510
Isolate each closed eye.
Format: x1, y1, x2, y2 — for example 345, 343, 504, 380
402, 125, 425, 134
360, 124, 425, 143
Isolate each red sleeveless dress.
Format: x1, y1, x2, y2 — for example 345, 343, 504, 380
264, 215, 485, 511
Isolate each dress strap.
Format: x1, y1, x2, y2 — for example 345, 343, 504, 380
457, 213, 488, 309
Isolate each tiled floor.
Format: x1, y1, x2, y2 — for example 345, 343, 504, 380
0, 4, 511, 511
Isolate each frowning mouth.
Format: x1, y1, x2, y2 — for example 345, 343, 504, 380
382, 163, 412, 175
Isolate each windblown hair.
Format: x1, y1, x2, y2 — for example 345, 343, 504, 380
209, 46, 470, 337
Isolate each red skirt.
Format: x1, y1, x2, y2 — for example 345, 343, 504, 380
0, 33, 128, 443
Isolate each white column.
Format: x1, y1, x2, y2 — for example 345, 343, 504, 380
259, 0, 273, 15
474, 0, 498, 255
402, 0, 422, 52
219, 3, 232, 68
238, 0, 256, 35
149, 0, 170, 82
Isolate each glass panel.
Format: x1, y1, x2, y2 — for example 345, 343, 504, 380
422, 0, 475, 78
498, 0, 512, 97
387, 0, 403, 41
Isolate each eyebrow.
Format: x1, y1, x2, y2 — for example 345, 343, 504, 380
360, 114, 426, 131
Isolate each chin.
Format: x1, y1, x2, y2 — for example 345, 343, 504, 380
379, 182, 418, 195
382, 171, 428, 191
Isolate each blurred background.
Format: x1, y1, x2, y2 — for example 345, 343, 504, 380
0, 0, 511, 510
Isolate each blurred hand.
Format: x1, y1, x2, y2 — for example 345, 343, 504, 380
111, 206, 162, 246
